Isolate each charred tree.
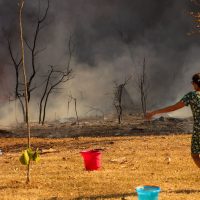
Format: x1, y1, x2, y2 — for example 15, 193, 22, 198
41, 67, 73, 125
5, 0, 50, 122
67, 94, 79, 125
24, 0, 50, 102
137, 58, 149, 117
38, 66, 53, 124
113, 77, 131, 124
39, 35, 74, 125
4, 0, 74, 125
6, 37, 26, 122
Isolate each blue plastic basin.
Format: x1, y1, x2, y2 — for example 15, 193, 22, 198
136, 186, 161, 200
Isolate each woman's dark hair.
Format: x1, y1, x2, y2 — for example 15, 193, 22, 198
192, 73, 200, 87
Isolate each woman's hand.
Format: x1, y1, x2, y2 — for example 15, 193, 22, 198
145, 102, 185, 120
145, 101, 185, 121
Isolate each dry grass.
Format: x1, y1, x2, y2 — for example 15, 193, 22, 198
0, 134, 199, 200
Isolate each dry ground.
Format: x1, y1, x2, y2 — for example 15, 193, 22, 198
0, 133, 200, 200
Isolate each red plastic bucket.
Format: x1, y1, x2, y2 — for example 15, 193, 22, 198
80, 150, 102, 170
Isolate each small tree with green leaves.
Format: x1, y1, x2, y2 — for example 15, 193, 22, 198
19, 0, 40, 184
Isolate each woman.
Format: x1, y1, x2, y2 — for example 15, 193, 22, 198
146, 73, 200, 168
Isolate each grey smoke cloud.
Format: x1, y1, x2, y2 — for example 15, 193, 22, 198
0, 0, 199, 121
53, 0, 199, 96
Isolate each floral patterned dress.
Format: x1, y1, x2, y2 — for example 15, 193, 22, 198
181, 91, 200, 154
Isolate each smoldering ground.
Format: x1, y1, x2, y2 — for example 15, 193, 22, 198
0, 0, 199, 123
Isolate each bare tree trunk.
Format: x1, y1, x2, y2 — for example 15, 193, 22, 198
18, 96, 26, 122
14, 99, 18, 124
74, 98, 79, 125
114, 104, 122, 124
113, 77, 131, 124
118, 104, 122, 124
39, 67, 53, 124
67, 100, 70, 117
67, 95, 79, 125
42, 90, 51, 125
41, 68, 72, 125
114, 87, 121, 124
116, 86, 123, 124
19, 0, 31, 184
139, 58, 148, 117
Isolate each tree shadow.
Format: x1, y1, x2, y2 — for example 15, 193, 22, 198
0, 131, 189, 153
71, 189, 200, 200
169, 189, 200, 194
71, 192, 136, 200
0, 141, 54, 153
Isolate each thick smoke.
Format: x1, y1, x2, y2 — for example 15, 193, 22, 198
0, 0, 199, 123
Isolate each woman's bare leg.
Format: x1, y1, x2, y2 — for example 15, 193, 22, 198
191, 153, 200, 168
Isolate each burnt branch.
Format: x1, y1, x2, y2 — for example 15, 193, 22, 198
5, 34, 26, 121
25, 0, 50, 101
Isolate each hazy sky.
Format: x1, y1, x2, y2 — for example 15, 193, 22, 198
0, 0, 199, 120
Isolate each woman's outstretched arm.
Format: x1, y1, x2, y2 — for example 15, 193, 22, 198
145, 101, 185, 120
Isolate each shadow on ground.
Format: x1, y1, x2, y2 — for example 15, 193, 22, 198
169, 189, 200, 194
71, 192, 136, 200
71, 189, 200, 200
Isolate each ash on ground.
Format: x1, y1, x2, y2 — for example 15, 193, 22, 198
0, 114, 193, 138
